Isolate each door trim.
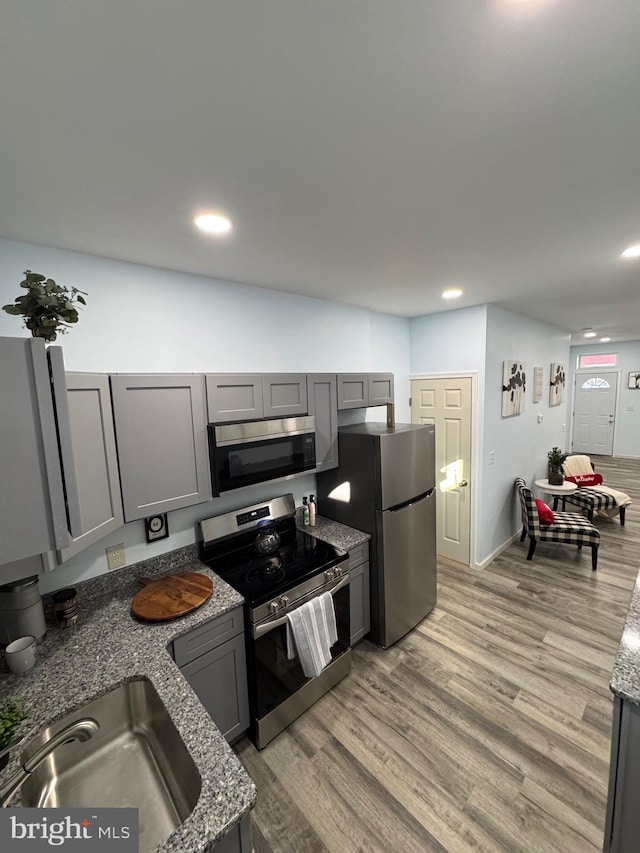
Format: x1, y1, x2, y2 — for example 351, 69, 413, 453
410, 371, 478, 568
570, 368, 621, 456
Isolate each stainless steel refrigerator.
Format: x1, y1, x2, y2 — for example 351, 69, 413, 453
317, 422, 436, 648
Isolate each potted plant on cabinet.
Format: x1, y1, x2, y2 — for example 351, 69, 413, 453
547, 446, 568, 486
2, 270, 87, 343
0, 696, 27, 771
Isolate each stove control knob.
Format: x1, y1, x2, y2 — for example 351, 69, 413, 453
334, 565, 342, 577
269, 601, 280, 613
280, 595, 290, 607
325, 569, 335, 581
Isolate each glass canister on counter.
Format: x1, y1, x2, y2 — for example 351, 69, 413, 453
52, 587, 79, 628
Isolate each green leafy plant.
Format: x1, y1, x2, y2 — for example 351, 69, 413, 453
547, 446, 568, 484
2, 270, 87, 342
0, 696, 26, 751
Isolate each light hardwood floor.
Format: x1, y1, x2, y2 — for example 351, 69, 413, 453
235, 457, 640, 852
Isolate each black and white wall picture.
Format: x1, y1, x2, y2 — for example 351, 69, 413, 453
629, 372, 640, 389
502, 360, 526, 417
549, 363, 565, 406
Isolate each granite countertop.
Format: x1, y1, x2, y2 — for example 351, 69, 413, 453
610, 568, 640, 705
0, 545, 256, 852
295, 513, 370, 551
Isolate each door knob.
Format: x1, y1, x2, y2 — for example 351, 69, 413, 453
458, 480, 468, 487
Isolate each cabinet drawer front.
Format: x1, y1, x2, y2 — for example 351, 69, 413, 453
206, 374, 264, 423
262, 374, 307, 418
173, 606, 244, 667
349, 542, 369, 569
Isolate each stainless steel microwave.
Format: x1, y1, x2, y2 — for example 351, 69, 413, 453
208, 415, 316, 494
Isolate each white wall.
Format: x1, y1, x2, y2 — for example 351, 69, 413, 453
482, 306, 571, 562
0, 238, 411, 592
570, 341, 640, 458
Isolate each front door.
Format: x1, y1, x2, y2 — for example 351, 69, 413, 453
411, 377, 472, 565
571, 372, 618, 455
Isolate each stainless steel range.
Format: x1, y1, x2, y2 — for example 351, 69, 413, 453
198, 494, 351, 749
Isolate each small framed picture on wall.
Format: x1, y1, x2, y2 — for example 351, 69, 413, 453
629, 372, 640, 389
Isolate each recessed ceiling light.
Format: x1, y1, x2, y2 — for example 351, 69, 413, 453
600, 337, 611, 343
621, 243, 640, 259
583, 331, 597, 338
193, 212, 233, 236
442, 288, 463, 300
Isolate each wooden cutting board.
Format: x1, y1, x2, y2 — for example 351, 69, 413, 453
131, 572, 213, 622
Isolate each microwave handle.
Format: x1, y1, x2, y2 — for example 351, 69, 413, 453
253, 573, 349, 639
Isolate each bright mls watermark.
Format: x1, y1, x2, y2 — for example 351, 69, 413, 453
0, 809, 138, 851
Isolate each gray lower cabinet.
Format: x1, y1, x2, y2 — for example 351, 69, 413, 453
206, 373, 308, 423
57, 373, 124, 562
307, 374, 339, 472
605, 695, 640, 851
349, 542, 370, 645
174, 606, 250, 744
0, 338, 78, 569
337, 373, 394, 410
208, 815, 252, 853
110, 374, 210, 521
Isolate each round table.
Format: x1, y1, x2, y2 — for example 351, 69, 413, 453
534, 478, 578, 511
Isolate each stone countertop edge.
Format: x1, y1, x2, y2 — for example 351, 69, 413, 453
610, 567, 640, 705
0, 544, 256, 853
295, 514, 371, 551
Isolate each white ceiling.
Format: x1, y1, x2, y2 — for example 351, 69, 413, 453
2, 1, 640, 344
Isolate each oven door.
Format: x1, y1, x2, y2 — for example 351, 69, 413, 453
249, 575, 350, 726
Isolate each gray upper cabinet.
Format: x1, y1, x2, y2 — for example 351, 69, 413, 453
110, 374, 210, 522
368, 373, 394, 406
57, 373, 124, 562
206, 373, 308, 423
337, 373, 394, 409
0, 338, 76, 568
206, 374, 264, 423
337, 374, 369, 409
262, 374, 307, 418
307, 374, 339, 472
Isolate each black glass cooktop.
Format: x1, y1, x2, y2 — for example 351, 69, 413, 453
202, 528, 347, 607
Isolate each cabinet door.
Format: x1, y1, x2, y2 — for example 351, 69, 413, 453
57, 374, 124, 562
262, 374, 307, 418
180, 634, 250, 743
349, 561, 370, 646
210, 815, 252, 853
0, 337, 69, 566
307, 374, 339, 472
337, 374, 369, 409
206, 374, 264, 423
110, 374, 210, 522
368, 373, 394, 406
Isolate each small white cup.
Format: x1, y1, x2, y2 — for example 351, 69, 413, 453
5, 636, 36, 675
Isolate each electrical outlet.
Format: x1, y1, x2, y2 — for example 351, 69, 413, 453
489, 450, 495, 466
106, 544, 126, 570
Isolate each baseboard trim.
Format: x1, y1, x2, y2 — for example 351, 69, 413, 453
474, 532, 520, 570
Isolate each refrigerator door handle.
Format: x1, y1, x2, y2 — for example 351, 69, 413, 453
388, 489, 434, 513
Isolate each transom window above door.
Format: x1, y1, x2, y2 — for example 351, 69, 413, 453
577, 353, 617, 368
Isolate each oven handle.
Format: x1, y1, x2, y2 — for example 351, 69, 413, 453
253, 573, 350, 639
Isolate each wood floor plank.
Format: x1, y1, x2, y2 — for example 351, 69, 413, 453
235, 456, 639, 851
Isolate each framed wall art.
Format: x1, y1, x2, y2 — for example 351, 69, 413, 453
629, 372, 640, 389
502, 360, 526, 417
533, 367, 543, 403
549, 363, 565, 407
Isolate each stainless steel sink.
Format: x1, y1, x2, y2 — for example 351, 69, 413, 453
19, 678, 201, 853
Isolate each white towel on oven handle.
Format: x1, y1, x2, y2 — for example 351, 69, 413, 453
286, 591, 338, 679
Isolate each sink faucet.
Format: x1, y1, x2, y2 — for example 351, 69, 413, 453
0, 718, 99, 807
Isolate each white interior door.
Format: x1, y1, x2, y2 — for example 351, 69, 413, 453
571, 372, 617, 455
411, 377, 472, 565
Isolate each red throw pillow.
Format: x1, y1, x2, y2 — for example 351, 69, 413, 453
564, 473, 603, 487
535, 499, 555, 525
